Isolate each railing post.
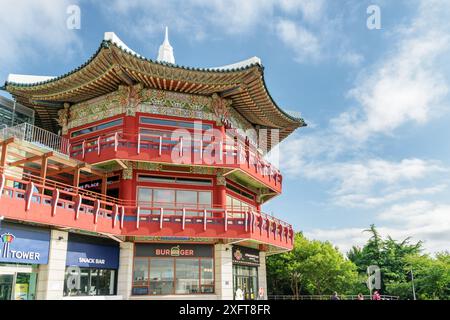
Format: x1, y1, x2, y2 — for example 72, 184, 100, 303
51, 189, 60, 216
244, 211, 248, 232
224, 209, 228, 231
136, 206, 140, 229
97, 136, 101, 155
260, 215, 263, 236
179, 137, 183, 157
82, 140, 86, 159
159, 136, 162, 156
120, 206, 125, 229
74, 194, 82, 220
113, 204, 119, 227
182, 208, 186, 230
0, 173, 5, 198
203, 209, 207, 231
114, 132, 118, 152
137, 133, 141, 155
160, 207, 164, 230
25, 182, 34, 211
94, 200, 100, 224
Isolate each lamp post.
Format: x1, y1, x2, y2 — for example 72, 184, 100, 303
410, 268, 417, 300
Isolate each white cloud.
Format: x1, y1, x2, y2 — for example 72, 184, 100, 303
275, 19, 321, 63
102, 0, 356, 65
334, 1, 450, 142
307, 200, 450, 254
334, 184, 447, 208
0, 0, 81, 78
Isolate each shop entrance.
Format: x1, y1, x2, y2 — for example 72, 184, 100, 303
0, 274, 13, 300
0, 269, 38, 300
233, 265, 258, 300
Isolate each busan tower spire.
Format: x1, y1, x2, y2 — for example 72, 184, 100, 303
156, 26, 175, 64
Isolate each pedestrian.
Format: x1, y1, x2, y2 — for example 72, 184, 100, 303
257, 287, 265, 300
331, 291, 340, 300
372, 290, 381, 300
357, 293, 364, 300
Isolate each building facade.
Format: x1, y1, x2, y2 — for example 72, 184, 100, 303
0, 96, 35, 128
0, 31, 305, 300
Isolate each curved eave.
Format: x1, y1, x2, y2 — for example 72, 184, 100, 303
4, 40, 305, 144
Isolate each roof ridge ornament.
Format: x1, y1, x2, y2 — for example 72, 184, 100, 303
157, 26, 175, 64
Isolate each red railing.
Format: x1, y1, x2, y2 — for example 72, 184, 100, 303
69, 131, 283, 190
0, 166, 293, 249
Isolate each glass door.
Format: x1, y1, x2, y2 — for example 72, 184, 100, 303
14, 273, 37, 300
0, 274, 14, 300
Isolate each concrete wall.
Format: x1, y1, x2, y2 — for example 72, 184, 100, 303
36, 230, 68, 300
117, 242, 134, 300
258, 251, 268, 300
214, 243, 234, 300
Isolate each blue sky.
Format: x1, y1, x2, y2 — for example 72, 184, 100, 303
1, 0, 449, 254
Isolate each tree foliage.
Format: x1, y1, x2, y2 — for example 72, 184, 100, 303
267, 225, 449, 300
267, 232, 361, 297
347, 224, 449, 300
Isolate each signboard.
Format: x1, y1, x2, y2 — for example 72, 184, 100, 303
135, 243, 213, 258
66, 235, 120, 269
0, 223, 50, 265
232, 245, 260, 266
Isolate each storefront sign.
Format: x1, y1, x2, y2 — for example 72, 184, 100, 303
0, 223, 50, 265
232, 245, 260, 266
135, 243, 213, 258
66, 235, 119, 269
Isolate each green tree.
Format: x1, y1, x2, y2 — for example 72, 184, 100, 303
267, 232, 360, 297
348, 225, 449, 300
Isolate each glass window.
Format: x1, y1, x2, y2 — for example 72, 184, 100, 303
140, 117, 213, 131
176, 190, 197, 207
198, 192, 212, 206
71, 119, 123, 138
149, 258, 174, 295
175, 259, 200, 294
64, 267, 116, 296
201, 258, 214, 293
153, 189, 175, 205
133, 258, 149, 286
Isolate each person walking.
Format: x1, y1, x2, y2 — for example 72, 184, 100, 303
372, 290, 381, 300
330, 292, 340, 300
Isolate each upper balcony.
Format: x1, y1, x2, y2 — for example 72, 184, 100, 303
68, 127, 283, 194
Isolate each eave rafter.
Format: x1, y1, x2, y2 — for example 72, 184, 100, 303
4, 40, 305, 137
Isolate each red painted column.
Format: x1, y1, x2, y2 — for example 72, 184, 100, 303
119, 176, 134, 214
123, 115, 137, 140
214, 173, 227, 218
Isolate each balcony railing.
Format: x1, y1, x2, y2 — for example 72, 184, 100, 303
69, 131, 282, 188
0, 166, 293, 248
0, 122, 70, 156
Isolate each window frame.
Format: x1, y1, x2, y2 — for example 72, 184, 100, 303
131, 245, 215, 296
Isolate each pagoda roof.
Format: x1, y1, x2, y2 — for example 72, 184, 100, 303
2, 32, 306, 144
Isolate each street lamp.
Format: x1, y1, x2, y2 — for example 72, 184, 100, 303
410, 268, 417, 300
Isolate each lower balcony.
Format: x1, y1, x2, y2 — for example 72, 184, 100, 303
0, 168, 293, 251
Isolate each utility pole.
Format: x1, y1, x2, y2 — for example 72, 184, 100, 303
410, 268, 417, 300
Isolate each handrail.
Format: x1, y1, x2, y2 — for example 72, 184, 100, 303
0, 122, 70, 155
268, 295, 400, 300
0, 165, 292, 229
69, 131, 282, 182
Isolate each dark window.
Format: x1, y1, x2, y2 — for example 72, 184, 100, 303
71, 119, 123, 138
227, 183, 254, 201
138, 175, 212, 186
63, 267, 116, 296
140, 117, 213, 131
